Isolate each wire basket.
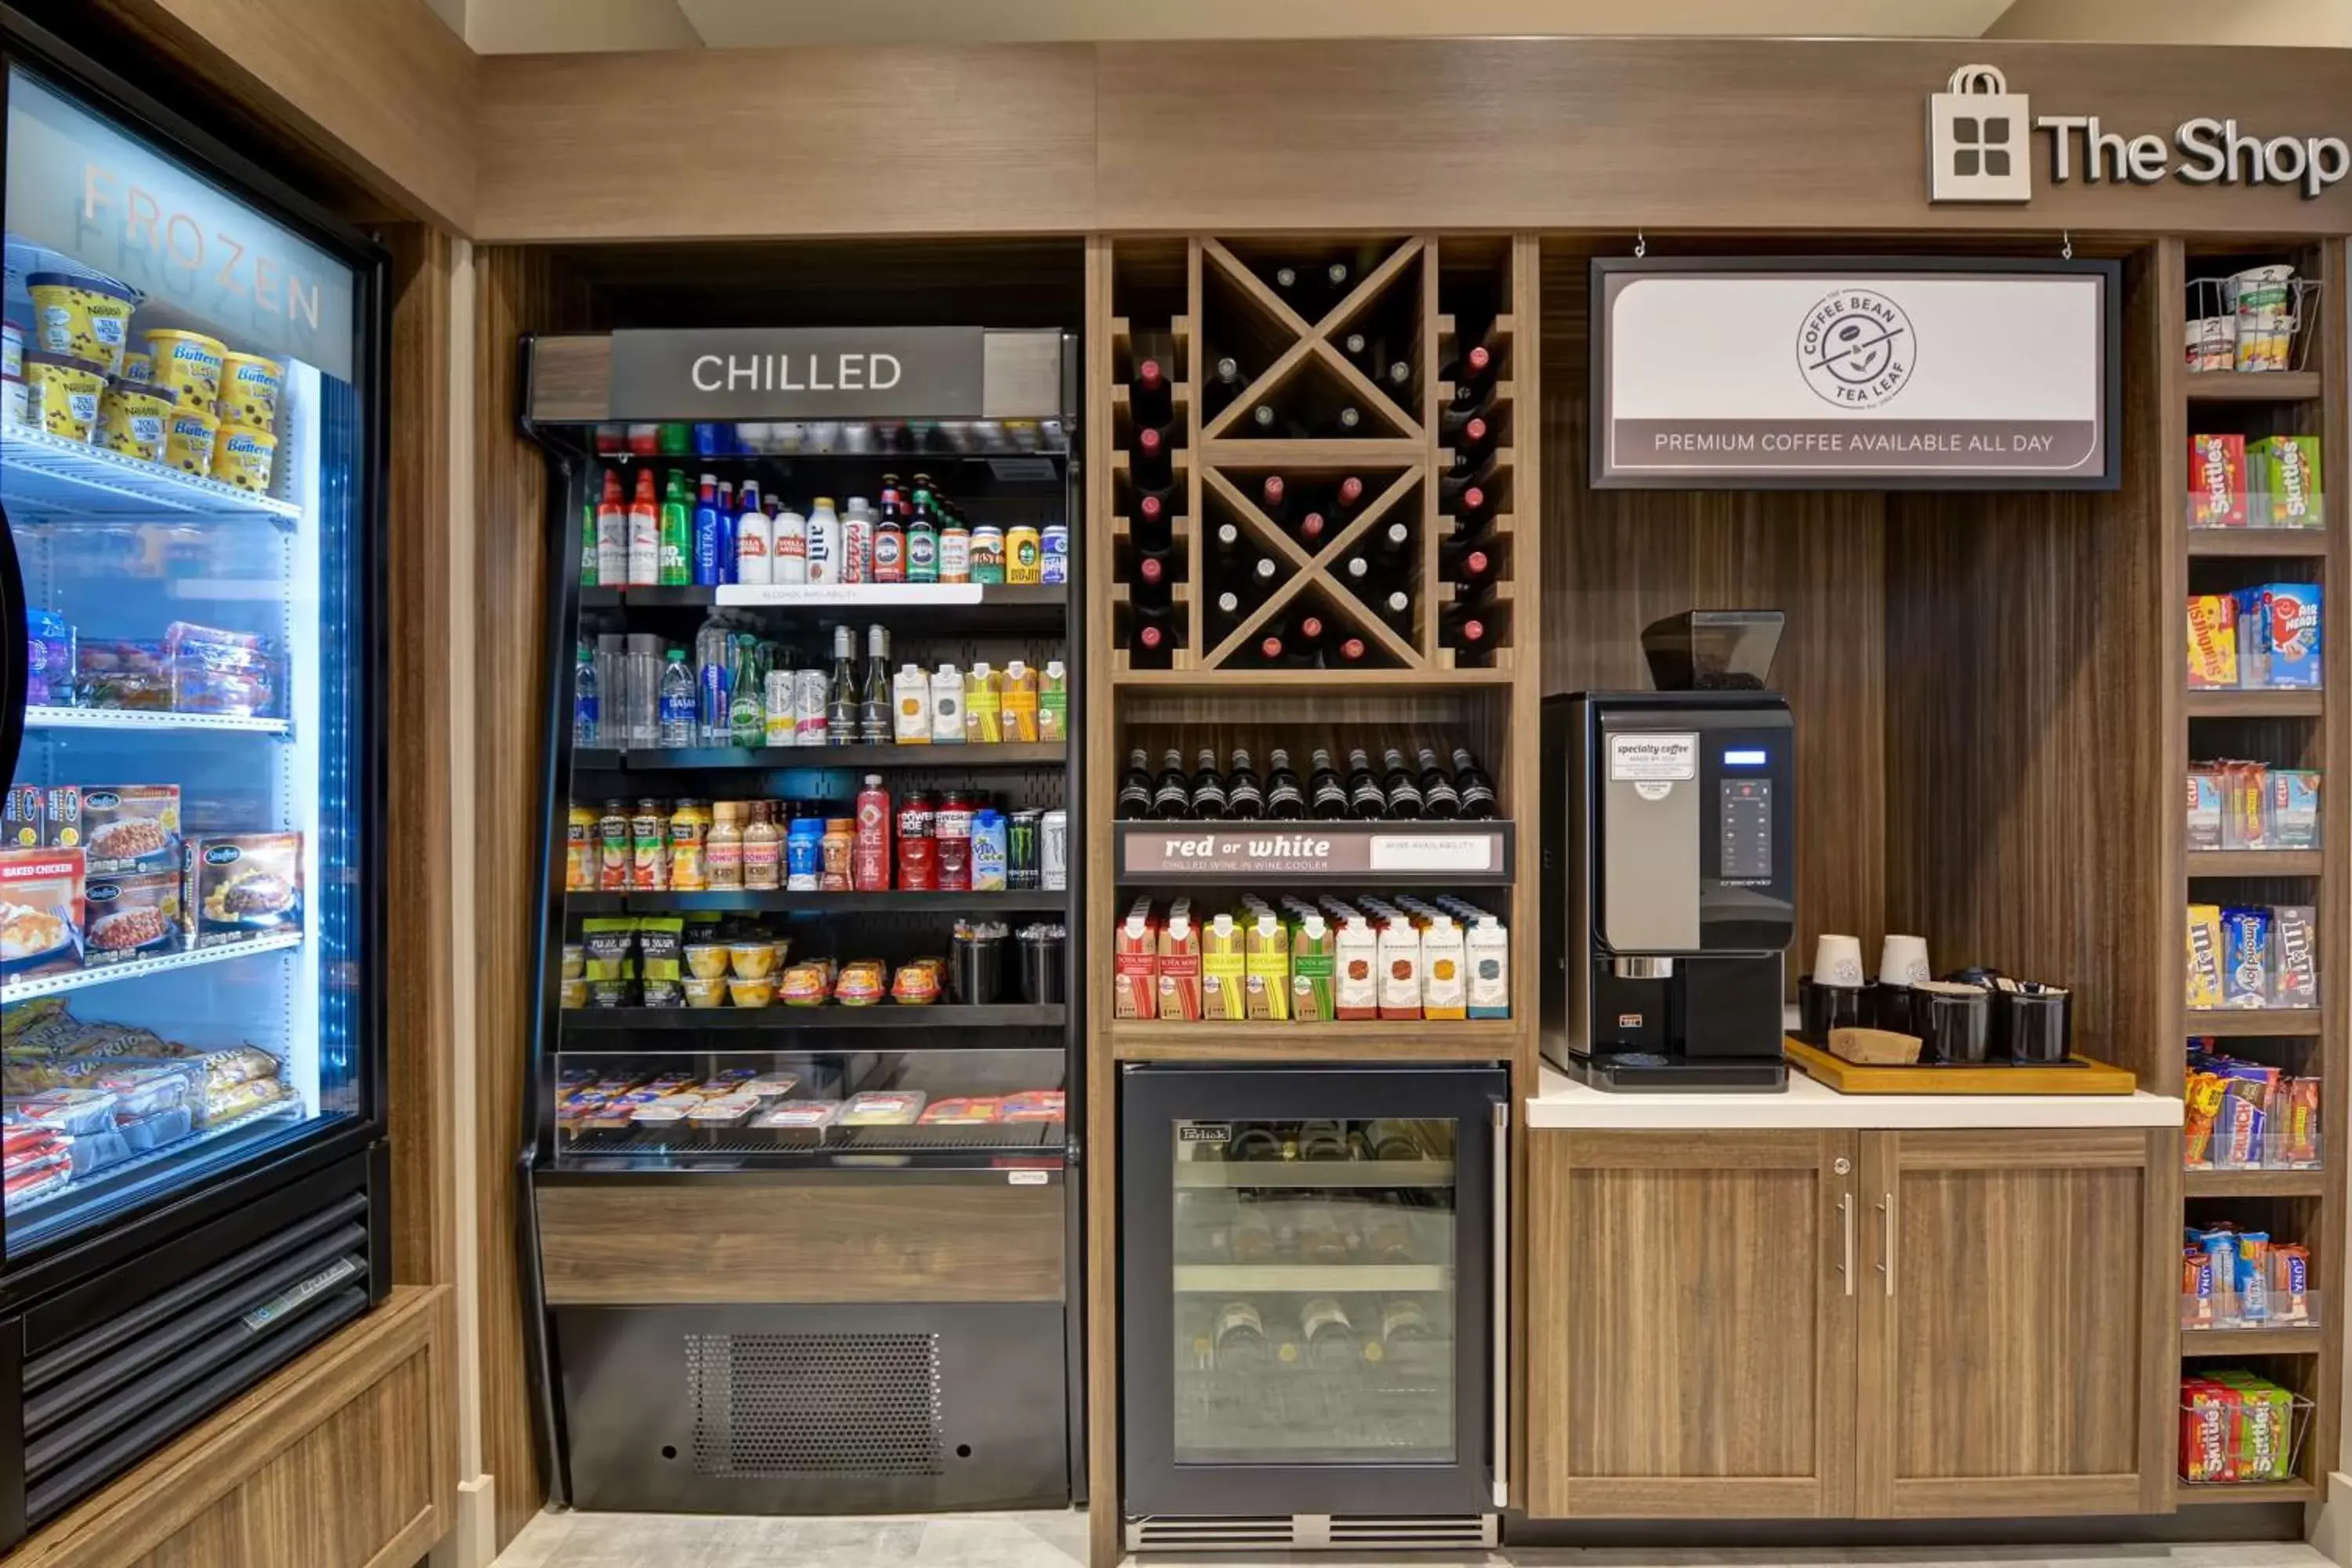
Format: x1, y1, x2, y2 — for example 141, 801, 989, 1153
2187, 272, 2324, 374
2179, 1384, 2313, 1487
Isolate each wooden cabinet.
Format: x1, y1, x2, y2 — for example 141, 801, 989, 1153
1528, 1127, 2175, 1521
1856, 1130, 2176, 1519
1526, 1131, 1858, 1519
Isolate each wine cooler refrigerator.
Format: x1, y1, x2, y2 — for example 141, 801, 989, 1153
1120, 1064, 1506, 1536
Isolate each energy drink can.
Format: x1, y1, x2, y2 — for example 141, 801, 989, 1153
1008, 809, 1042, 890
1040, 523, 1070, 584
1040, 808, 1069, 891
794, 668, 830, 746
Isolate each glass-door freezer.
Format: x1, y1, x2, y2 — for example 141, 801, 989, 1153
1121, 1064, 1507, 1526
0, 16, 387, 1540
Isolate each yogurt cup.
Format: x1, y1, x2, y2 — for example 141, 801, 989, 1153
216, 352, 283, 429
28, 272, 140, 374
142, 328, 226, 411
209, 423, 277, 492
98, 379, 173, 463
24, 352, 105, 441
162, 405, 219, 475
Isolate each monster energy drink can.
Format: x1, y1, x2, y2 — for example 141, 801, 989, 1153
1040, 808, 1068, 892
1007, 809, 1042, 891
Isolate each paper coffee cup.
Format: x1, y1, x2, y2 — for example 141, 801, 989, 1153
1813, 934, 1865, 988
1879, 935, 1931, 987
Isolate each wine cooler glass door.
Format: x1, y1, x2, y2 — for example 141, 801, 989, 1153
1123, 1065, 1503, 1519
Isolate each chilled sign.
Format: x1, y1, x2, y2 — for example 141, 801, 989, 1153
608, 326, 986, 420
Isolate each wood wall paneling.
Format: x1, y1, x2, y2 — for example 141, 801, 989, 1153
476, 47, 1098, 242
94, 0, 476, 230
8, 1287, 452, 1568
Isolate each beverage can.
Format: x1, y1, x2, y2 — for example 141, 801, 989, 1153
939, 521, 971, 583
1007, 809, 1041, 890
1006, 525, 1042, 585
1040, 524, 1070, 584
1041, 808, 1068, 891
794, 667, 830, 746
763, 670, 796, 746
969, 524, 1007, 585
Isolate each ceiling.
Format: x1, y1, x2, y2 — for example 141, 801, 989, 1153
434, 0, 2349, 53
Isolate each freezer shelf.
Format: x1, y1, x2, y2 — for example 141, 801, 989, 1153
6, 1095, 305, 1218
0, 931, 302, 1003
23, 706, 291, 735
0, 426, 302, 525
1172, 1264, 1450, 1293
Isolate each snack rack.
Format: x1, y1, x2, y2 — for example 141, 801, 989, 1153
514, 328, 1086, 1516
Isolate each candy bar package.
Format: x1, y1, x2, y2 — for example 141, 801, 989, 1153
2183, 1247, 2216, 1327
2187, 767, 2226, 850
2220, 906, 2273, 1007
2187, 595, 2238, 688
2187, 903, 2226, 1009
2220, 760, 2269, 849
2236, 583, 2322, 689
2251, 434, 2323, 528
2270, 905, 2318, 1006
2181, 1379, 2241, 1484
2270, 1243, 2312, 1323
2270, 770, 2322, 848
2191, 433, 2250, 528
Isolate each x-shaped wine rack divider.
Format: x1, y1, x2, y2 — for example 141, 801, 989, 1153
1197, 465, 1428, 668
1196, 236, 1429, 443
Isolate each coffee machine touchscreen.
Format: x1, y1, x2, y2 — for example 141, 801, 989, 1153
1719, 776, 1772, 881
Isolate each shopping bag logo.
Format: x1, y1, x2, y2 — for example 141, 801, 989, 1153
1928, 65, 2031, 202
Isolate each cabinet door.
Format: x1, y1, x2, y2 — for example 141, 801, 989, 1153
1857, 1129, 2174, 1519
1527, 1130, 1859, 1518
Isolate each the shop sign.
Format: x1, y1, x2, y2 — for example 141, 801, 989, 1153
1592, 258, 2117, 490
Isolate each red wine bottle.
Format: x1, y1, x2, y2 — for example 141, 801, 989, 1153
1295, 510, 1329, 549
1131, 358, 1174, 430
1442, 341, 1497, 394
1260, 474, 1287, 522
1446, 546, 1497, 590
1450, 413, 1497, 462
1334, 475, 1367, 517
1440, 383, 1498, 434
1134, 491, 1178, 553
1131, 622, 1174, 667
1441, 471, 1496, 519
1133, 423, 1175, 488
1443, 606, 1490, 655
1334, 635, 1368, 665
1131, 552, 1176, 609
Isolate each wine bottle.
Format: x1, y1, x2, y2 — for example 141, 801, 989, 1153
1152, 748, 1193, 820
1133, 423, 1174, 488
1449, 412, 1497, 462
1131, 622, 1174, 667
1379, 359, 1413, 394
1381, 746, 1425, 819
1378, 588, 1414, 632
1372, 518, 1411, 558
1330, 405, 1363, 437
1265, 748, 1306, 819
1117, 748, 1154, 820
1294, 510, 1329, 549
1259, 474, 1287, 522
1253, 633, 1290, 667
1247, 403, 1305, 439
1209, 520, 1245, 562
1453, 746, 1497, 818
1308, 748, 1350, 820
1442, 474, 1496, 521
1334, 475, 1367, 517
1441, 380, 1498, 431
1340, 330, 1377, 372
1226, 748, 1266, 819
1442, 340, 1497, 392
1272, 263, 1312, 316
1293, 614, 1327, 662
1134, 491, 1177, 553
1345, 748, 1386, 820
1130, 357, 1174, 429
858, 623, 892, 744
1442, 543, 1497, 589
1334, 636, 1368, 665
1204, 355, 1246, 419
1418, 746, 1463, 819
1189, 746, 1229, 819
1443, 607, 1490, 657
1131, 552, 1176, 609
1323, 260, 1352, 303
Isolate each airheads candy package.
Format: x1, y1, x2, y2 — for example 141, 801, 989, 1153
2187, 595, 2239, 688
2251, 434, 2323, 528
2235, 583, 2322, 688
2192, 433, 2250, 527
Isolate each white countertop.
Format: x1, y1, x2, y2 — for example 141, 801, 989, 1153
1526, 1064, 2184, 1131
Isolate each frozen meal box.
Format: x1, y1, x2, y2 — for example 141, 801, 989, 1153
2252, 434, 2322, 528
82, 869, 180, 962
2191, 434, 2250, 527
2187, 595, 2238, 688
0, 848, 83, 977
79, 786, 180, 873
181, 831, 300, 946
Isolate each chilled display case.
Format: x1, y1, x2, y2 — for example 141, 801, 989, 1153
0, 11, 386, 1545
1121, 1065, 1506, 1536
519, 326, 1081, 1514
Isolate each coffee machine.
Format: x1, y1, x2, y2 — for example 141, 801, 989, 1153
1541, 612, 1796, 1091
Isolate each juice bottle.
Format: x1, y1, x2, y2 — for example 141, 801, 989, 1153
854, 774, 893, 891
668, 799, 710, 891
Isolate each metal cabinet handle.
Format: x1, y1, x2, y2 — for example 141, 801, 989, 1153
1838, 1192, 1855, 1296
1876, 1192, 1895, 1297
1490, 1100, 1508, 1510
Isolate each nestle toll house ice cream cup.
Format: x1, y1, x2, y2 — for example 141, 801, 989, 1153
98, 379, 174, 463
27, 271, 140, 375
24, 351, 106, 441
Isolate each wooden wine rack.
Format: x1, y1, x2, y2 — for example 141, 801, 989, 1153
1105, 235, 1523, 677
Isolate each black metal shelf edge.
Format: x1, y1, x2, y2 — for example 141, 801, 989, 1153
579, 584, 1069, 610
574, 742, 1067, 771
561, 1003, 1066, 1030
568, 889, 1068, 913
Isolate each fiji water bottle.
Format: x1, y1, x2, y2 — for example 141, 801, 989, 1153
572, 643, 599, 746
657, 648, 696, 746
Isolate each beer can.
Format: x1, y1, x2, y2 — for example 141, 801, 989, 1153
1040, 523, 1070, 585
1040, 808, 1069, 891
1008, 809, 1042, 890
793, 667, 829, 746
763, 670, 796, 747
1005, 524, 1043, 586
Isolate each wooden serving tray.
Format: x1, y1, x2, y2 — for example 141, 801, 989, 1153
1784, 1036, 2136, 1095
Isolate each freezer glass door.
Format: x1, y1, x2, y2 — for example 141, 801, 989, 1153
1171, 1116, 1459, 1465
0, 66, 370, 1253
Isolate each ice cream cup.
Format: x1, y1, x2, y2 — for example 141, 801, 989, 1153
28, 271, 140, 373
217, 352, 283, 429
142, 327, 226, 411
162, 405, 219, 474
24, 352, 105, 441
98, 379, 174, 463
209, 423, 277, 492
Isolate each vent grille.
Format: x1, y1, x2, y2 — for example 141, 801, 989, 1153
1128, 1515, 1497, 1553
686, 1331, 942, 1477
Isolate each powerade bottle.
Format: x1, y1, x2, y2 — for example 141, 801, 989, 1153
657, 648, 696, 746
691, 474, 722, 586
